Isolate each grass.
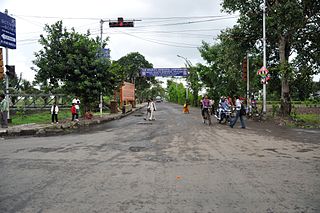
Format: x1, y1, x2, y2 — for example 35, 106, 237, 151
11, 110, 71, 125
295, 114, 320, 125
11, 109, 111, 125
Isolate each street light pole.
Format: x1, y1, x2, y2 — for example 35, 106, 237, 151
177, 55, 191, 101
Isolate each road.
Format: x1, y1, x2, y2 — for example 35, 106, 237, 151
0, 102, 319, 213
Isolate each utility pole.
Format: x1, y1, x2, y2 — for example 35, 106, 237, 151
262, 0, 267, 115
99, 18, 139, 116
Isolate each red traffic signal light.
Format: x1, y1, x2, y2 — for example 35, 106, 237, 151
109, 17, 134, 27
5, 65, 16, 78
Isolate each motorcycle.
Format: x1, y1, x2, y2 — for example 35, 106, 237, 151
215, 107, 232, 124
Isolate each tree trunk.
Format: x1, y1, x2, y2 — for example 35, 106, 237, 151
279, 35, 291, 116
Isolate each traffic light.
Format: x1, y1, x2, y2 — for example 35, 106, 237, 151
109, 17, 134, 27
5, 65, 16, 79
242, 57, 247, 81
0, 48, 4, 80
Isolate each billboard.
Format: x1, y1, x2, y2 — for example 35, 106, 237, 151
120, 82, 135, 105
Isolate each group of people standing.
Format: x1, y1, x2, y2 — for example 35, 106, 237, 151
50, 96, 81, 124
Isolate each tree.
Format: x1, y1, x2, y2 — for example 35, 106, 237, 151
115, 52, 155, 101
198, 37, 246, 102
221, 0, 320, 116
33, 21, 117, 111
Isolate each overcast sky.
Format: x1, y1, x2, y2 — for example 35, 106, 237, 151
0, 0, 239, 82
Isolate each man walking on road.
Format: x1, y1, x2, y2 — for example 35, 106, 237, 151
149, 98, 157, 121
229, 96, 246, 129
0, 94, 9, 128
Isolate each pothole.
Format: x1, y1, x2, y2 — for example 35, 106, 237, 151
297, 148, 313, 153
137, 122, 153, 125
134, 114, 144, 117
129, 146, 145, 152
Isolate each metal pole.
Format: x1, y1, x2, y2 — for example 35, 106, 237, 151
246, 53, 250, 109
262, 0, 267, 114
5, 9, 10, 120
177, 55, 190, 101
99, 20, 103, 117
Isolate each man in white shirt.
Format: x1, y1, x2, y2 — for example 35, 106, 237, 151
229, 96, 246, 129
149, 98, 157, 121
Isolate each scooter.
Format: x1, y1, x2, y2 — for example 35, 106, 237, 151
215, 107, 232, 124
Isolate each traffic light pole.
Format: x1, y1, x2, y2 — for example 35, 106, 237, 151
5, 9, 10, 120
99, 20, 104, 118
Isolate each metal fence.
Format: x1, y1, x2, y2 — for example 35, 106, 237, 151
10, 94, 73, 110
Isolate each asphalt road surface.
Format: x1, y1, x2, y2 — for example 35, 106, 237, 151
0, 102, 319, 213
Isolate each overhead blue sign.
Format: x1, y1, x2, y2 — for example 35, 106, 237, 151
0, 12, 16, 49
103, 48, 110, 58
140, 68, 188, 77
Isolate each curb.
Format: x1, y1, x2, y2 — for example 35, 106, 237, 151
0, 104, 146, 138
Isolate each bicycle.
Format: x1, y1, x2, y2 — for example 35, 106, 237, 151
203, 107, 212, 125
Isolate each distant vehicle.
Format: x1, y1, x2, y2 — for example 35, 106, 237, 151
156, 96, 162, 102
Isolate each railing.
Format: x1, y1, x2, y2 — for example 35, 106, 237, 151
10, 94, 73, 110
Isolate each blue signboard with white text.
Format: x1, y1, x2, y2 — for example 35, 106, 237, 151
0, 12, 16, 49
140, 68, 188, 77
103, 48, 110, 58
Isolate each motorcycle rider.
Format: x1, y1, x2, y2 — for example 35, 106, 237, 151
217, 96, 230, 120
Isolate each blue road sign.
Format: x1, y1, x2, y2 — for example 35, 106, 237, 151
103, 48, 110, 58
140, 68, 188, 77
0, 12, 16, 49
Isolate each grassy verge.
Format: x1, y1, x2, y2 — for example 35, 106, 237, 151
11, 109, 112, 126
11, 110, 71, 125
294, 114, 320, 125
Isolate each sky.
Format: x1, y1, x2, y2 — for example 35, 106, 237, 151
0, 0, 238, 83
1, 0, 318, 84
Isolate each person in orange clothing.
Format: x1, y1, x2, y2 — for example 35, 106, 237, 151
183, 102, 189, 114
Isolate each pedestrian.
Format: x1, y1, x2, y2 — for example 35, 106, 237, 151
72, 96, 81, 118
51, 102, 59, 124
144, 99, 151, 120
71, 103, 77, 121
183, 101, 189, 114
72, 96, 80, 105
229, 96, 246, 129
149, 98, 157, 120
0, 94, 9, 128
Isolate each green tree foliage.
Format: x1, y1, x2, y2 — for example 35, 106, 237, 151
221, 0, 320, 115
32, 21, 117, 111
198, 38, 246, 103
166, 80, 187, 105
114, 52, 155, 101
186, 65, 202, 107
